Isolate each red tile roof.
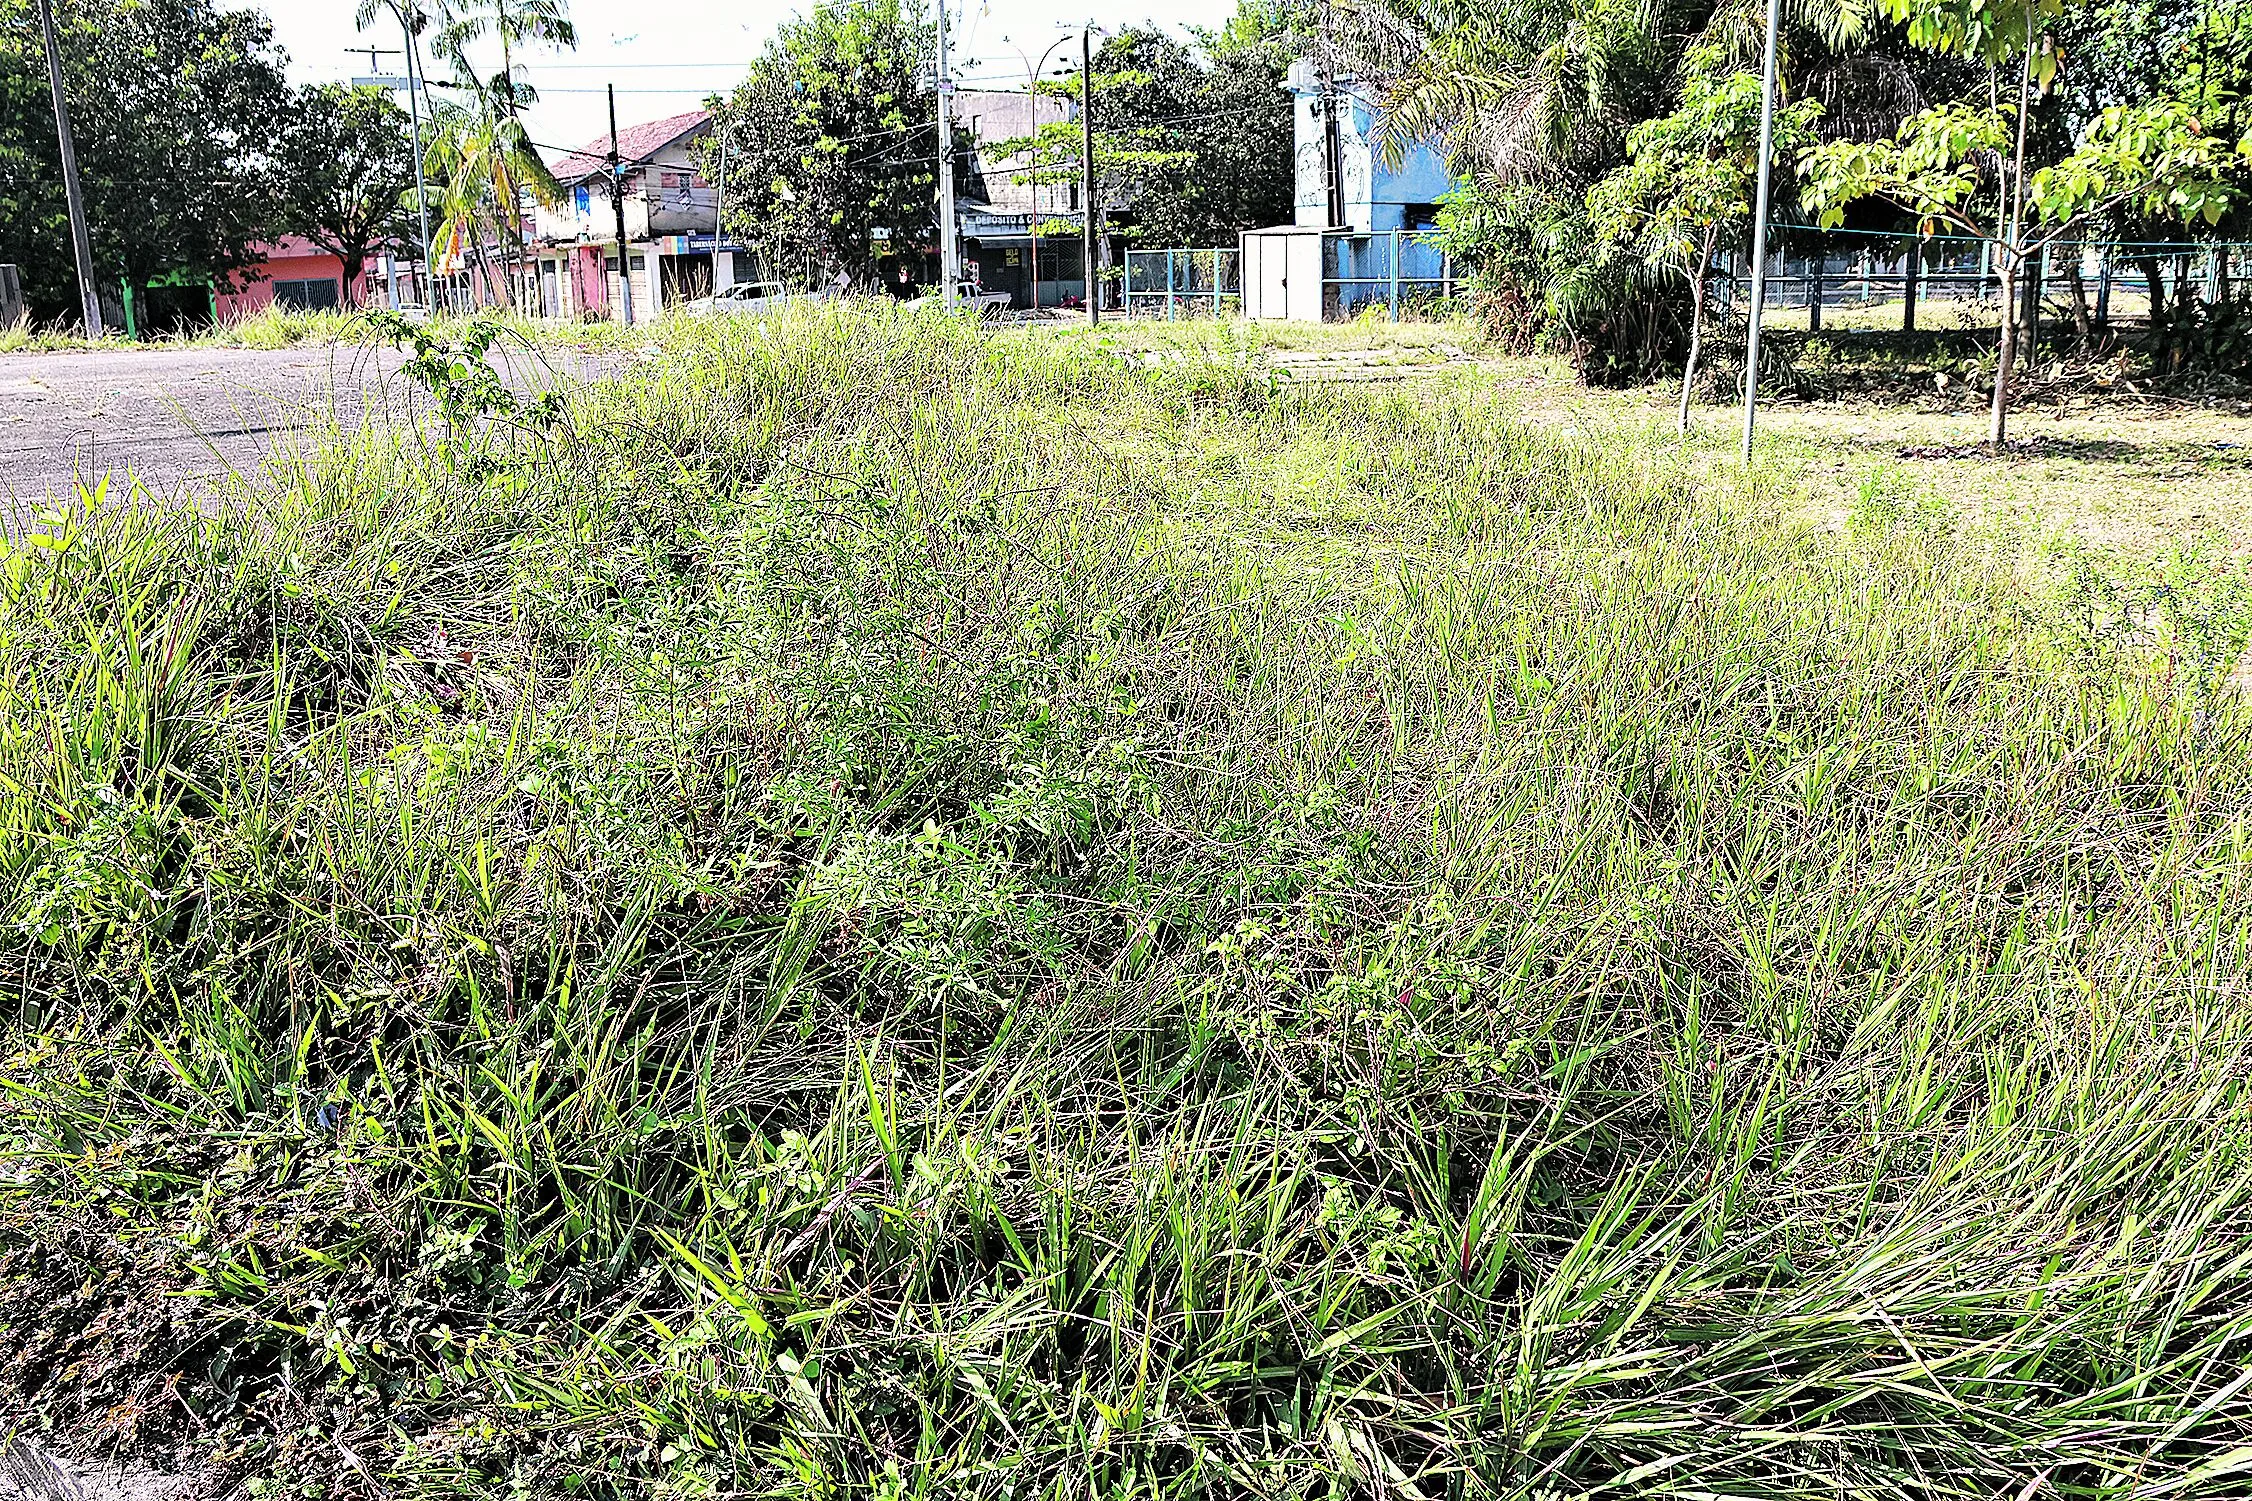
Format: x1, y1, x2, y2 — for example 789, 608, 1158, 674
549, 108, 710, 184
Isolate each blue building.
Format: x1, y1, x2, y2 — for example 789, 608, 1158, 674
1287, 61, 1459, 234
1242, 64, 1464, 320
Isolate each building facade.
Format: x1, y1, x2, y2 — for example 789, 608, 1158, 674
215, 237, 378, 320
531, 109, 754, 321
951, 89, 1096, 310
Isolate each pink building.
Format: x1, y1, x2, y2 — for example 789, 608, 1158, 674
216, 237, 374, 318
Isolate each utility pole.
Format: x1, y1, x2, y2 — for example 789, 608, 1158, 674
609, 84, 636, 326
1317, 2, 1344, 229
1738, 0, 1784, 462
1081, 27, 1098, 325
398, 5, 434, 311
935, 0, 959, 311
714, 126, 728, 286
353, 45, 406, 308
35, 0, 101, 337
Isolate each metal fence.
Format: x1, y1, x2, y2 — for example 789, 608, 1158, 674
1124, 248, 1242, 318
1323, 230, 1455, 318
1714, 229, 2250, 330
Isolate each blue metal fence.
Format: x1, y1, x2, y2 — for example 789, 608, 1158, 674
1124, 248, 1242, 318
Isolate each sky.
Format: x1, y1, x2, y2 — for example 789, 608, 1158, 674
259, 0, 1230, 155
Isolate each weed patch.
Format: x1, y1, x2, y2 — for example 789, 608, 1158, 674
4, 305, 2252, 1498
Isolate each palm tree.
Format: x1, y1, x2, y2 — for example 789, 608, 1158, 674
423, 94, 566, 310
433, 0, 578, 308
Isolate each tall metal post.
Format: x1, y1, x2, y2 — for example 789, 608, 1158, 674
35, 0, 101, 337
609, 84, 635, 325
935, 0, 958, 311
1738, 0, 1784, 462
1081, 28, 1099, 325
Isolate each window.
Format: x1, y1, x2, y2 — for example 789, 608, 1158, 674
1403, 202, 1443, 232
273, 277, 340, 311
575, 185, 591, 217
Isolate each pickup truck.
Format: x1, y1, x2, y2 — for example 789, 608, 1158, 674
908, 281, 1014, 316
682, 280, 820, 318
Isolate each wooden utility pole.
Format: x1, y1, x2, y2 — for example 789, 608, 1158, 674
609, 84, 635, 325
1082, 28, 1098, 325
35, 0, 101, 337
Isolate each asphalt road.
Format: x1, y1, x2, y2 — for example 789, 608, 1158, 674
0, 342, 601, 532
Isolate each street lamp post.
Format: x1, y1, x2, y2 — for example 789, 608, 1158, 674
1003, 34, 1079, 316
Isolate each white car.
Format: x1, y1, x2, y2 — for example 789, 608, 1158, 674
685, 281, 819, 317
908, 281, 1014, 316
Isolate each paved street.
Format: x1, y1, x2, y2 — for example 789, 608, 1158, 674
0, 342, 599, 532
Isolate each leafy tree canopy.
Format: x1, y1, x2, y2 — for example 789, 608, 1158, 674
268, 83, 417, 308
980, 8, 1300, 252
0, 0, 290, 321
698, 0, 936, 282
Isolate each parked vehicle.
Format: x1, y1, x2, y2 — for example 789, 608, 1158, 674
907, 281, 1013, 316
683, 281, 819, 318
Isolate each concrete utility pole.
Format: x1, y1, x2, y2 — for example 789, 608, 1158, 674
399, 7, 434, 310
35, 0, 101, 337
1081, 28, 1098, 325
1317, 1, 1344, 229
609, 84, 636, 325
1738, 0, 1784, 462
935, 0, 959, 311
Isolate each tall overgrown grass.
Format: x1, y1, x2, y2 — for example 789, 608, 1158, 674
5, 304, 2252, 1499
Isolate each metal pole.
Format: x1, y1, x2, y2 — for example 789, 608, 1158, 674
36, 0, 101, 337
1082, 29, 1098, 326
1738, 0, 1783, 462
715, 125, 727, 284
1389, 228, 1400, 319
935, 0, 958, 311
609, 84, 635, 325
1026, 46, 1049, 317
401, 5, 433, 310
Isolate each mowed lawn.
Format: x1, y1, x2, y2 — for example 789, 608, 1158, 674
5, 306, 2252, 1499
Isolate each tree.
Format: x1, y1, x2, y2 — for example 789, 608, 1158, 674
1332, 0, 1870, 377
432, 0, 576, 306
433, 0, 575, 119
268, 84, 416, 309
422, 94, 563, 310
0, 0, 290, 323
1803, 93, 2246, 442
1584, 73, 1822, 433
699, 0, 935, 283
976, 13, 1297, 299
